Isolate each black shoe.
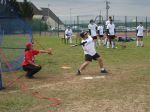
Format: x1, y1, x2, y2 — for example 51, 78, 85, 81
0, 87, 5, 90
101, 69, 108, 73
26, 75, 35, 79
76, 70, 81, 75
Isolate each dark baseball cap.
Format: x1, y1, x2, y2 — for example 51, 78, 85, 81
80, 31, 88, 38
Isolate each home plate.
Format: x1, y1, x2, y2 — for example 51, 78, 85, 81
82, 77, 94, 80
61, 66, 72, 69
95, 76, 105, 79
82, 76, 105, 80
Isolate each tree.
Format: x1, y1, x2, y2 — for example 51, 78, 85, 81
10, 0, 34, 20
9, 0, 20, 12
19, 0, 34, 20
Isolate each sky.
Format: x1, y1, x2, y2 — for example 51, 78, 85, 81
18, 0, 150, 20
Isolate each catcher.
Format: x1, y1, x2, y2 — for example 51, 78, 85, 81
22, 42, 52, 78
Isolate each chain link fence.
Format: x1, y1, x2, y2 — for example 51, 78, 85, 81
63, 15, 150, 36
29, 15, 150, 39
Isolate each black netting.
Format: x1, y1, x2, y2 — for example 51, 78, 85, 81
0, 0, 32, 72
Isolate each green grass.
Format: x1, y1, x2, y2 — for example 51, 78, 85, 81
0, 36, 150, 112
1, 35, 29, 61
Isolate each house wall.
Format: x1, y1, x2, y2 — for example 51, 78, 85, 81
33, 15, 64, 30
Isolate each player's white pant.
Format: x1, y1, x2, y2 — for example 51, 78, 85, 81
65, 36, 72, 44
107, 41, 110, 48
98, 39, 101, 46
111, 41, 115, 48
69, 37, 73, 44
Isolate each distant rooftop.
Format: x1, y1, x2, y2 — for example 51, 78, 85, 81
30, 3, 63, 24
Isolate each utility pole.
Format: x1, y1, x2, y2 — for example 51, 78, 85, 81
99, 10, 102, 23
48, 4, 50, 17
70, 8, 72, 26
106, 0, 110, 20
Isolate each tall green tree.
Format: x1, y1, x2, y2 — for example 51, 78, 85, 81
19, 0, 34, 20
9, 0, 20, 13
10, 0, 34, 20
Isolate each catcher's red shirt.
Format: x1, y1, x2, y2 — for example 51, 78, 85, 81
22, 50, 39, 66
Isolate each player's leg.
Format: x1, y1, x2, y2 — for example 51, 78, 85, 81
77, 61, 91, 75
65, 36, 69, 44
107, 35, 110, 48
69, 36, 73, 44
102, 35, 105, 45
64, 36, 67, 44
98, 35, 104, 46
136, 37, 140, 47
67, 37, 69, 44
93, 54, 107, 73
140, 37, 144, 47
98, 36, 101, 46
23, 64, 41, 78
30, 65, 41, 76
77, 54, 92, 75
104, 35, 108, 46
111, 36, 116, 48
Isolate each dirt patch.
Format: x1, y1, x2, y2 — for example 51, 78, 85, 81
1, 63, 150, 112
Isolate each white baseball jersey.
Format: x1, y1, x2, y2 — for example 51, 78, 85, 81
106, 20, 110, 26
98, 25, 104, 35
107, 23, 115, 35
88, 23, 97, 37
81, 36, 96, 56
65, 29, 73, 37
137, 25, 144, 36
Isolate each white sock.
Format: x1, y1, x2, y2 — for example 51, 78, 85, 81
136, 41, 139, 46
141, 41, 144, 46
98, 39, 101, 46
107, 41, 110, 48
101, 68, 105, 71
102, 40, 105, 45
112, 41, 115, 48
69, 38, 72, 43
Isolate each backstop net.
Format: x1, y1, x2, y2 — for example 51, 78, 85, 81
0, 0, 32, 89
